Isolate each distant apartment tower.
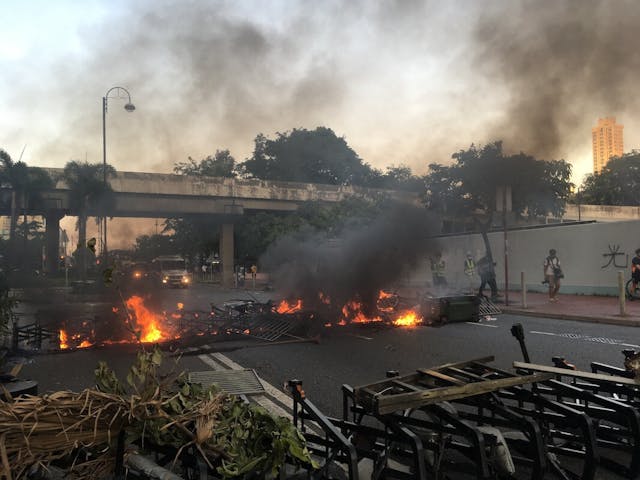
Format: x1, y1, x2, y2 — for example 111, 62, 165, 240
592, 117, 624, 173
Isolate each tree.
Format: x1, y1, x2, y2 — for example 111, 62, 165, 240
578, 151, 640, 205
173, 150, 237, 177
0, 149, 53, 265
133, 234, 177, 261
162, 216, 222, 263
366, 165, 426, 192
237, 127, 376, 185
60, 161, 116, 280
423, 141, 572, 259
235, 196, 396, 262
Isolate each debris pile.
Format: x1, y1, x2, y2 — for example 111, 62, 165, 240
0, 348, 315, 479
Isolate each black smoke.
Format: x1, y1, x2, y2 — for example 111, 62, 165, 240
472, 0, 640, 159
260, 205, 437, 316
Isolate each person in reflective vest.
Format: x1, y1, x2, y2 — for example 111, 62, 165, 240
464, 252, 476, 293
430, 252, 447, 287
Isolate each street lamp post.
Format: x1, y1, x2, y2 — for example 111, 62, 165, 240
102, 86, 135, 265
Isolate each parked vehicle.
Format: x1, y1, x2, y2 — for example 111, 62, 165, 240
152, 255, 191, 288
129, 262, 150, 282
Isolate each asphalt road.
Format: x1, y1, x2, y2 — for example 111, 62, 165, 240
11, 283, 640, 479
14, 282, 640, 416
223, 311, 640, 417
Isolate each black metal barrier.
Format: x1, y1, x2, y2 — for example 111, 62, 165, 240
284, 327, 640, 480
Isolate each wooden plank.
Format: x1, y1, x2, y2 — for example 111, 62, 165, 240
392, 380, 422, 391
375, 372, 553, 415
444, 366, 488, 381
513, 361, 640, 387
354, 356, 495, 394
424, 355, 495, 372
417, 369, 465, 385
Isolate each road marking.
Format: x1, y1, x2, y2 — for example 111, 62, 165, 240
466, 322, 498, 328
530, 331, 555, 336
348, 334, 373, 340
530, 331, 640, 348
198, 353, 223, 370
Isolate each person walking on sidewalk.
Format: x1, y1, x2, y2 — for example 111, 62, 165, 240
544, 249, 563, 302
631, 249, 640, 292
477, 255, 498, 301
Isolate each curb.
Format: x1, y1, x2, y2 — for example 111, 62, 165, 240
501, 307, 640, 327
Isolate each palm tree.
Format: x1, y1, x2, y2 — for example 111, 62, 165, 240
0, 149, 29, 246
19, 167, 54, 254
60, 161, 116, 280
0, 149, 54, 265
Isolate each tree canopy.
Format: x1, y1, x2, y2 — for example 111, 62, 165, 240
423, 141, 572, 256
238, 127, 376, 185
173, 150, 237, 177
61, 161, 116, 279
578, 151, 640, 205
0, 148, 54, 267
234, 195, 400, 262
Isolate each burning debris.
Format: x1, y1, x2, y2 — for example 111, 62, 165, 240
261, 205, 438, 317
48, 289, 428, 353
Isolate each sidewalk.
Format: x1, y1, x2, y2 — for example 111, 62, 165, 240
500, 291, 640, 327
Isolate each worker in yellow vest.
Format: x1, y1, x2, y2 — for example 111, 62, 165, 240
430, 252, 447, 288
463, 252, 476, 293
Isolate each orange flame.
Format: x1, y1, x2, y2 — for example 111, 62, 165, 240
341, 300, 382, 323
59, 330, 68, 349
318, 292, 331, 305
276, 299, 303, 314
393, 310, 422, 327
126, 295, 167, 343
377, 290, 398, 312
59, 329, 93, 349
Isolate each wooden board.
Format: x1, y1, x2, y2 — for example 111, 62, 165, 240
513, 361, 640, 387
353, 356, 553, 415
372, 372, 552, 414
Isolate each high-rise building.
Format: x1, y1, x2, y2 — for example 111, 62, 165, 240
592, 117, 624, 173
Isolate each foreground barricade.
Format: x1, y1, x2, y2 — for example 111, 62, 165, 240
287, 325, 640, 480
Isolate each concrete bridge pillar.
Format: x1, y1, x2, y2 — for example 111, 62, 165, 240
220, 223, 234, 288
45, 211, 64, 274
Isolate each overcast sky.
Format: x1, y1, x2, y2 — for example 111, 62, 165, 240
2, 0, 639, 190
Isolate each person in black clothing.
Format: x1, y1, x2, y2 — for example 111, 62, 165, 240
477, 255, 498, 301
631, 249, 640, 292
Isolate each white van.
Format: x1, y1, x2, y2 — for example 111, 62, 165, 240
152, 255, 191, 288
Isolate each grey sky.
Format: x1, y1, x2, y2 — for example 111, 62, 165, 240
1, 0, 639, 187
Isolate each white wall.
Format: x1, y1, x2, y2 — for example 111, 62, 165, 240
413, 220, 640, 296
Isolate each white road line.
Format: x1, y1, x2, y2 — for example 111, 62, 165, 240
466, 322, 498, 328
252, 395, 292, 420
348, 334, 373, 340
198, 353, 224, 370
529, 330, 640, 348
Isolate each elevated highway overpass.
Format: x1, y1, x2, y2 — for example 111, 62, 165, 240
3, 168, 420, 285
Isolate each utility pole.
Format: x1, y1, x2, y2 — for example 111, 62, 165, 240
497, 186, 512, 306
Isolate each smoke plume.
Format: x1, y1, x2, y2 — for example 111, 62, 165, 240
261, 205, 437, 315
472, 0, 640, 160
